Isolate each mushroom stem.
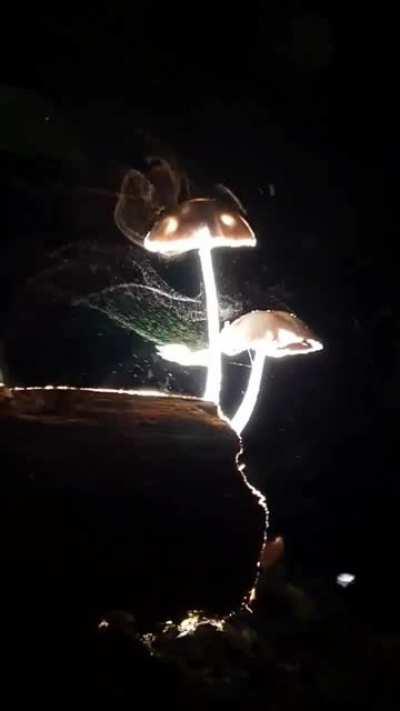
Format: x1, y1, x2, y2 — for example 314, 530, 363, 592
230, 349, 266, 436
198, 240, 221, 404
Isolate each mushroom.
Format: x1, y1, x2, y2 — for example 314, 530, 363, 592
219, 309, 323, 435
144, 198, 256, 404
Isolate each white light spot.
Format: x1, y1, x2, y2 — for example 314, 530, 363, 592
176, 611, 225, 637
198, 240, 222, 404
98, 619, 109, 629
248, 586, 257, 604
220, 213, 236, 227
336, 572, 355, 588
277, 327, 301, 347
164, 217, 178, 235
157, 343, 209, 367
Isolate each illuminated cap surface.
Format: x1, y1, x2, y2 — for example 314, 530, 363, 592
220, 310, 323, 357
144, 198, 256, 254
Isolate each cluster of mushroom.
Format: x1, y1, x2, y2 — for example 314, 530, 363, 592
144, 197, 323, 436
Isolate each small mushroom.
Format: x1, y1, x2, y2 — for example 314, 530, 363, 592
219, 309, 323, 435
144, 198, 256, 404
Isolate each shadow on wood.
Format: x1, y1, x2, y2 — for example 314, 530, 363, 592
0, 385, 265, 632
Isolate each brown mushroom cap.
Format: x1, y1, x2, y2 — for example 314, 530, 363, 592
144, 198, 256, 254
220, 309, 323, 357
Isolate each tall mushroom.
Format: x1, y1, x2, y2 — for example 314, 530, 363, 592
144, 198, 256, 404
219, 310, 323, 435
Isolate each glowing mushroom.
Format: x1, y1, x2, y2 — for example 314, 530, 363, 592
144, 198, 256, 404
219, 309, 323, 435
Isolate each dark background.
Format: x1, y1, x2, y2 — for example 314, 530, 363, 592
1, 3, 399, 627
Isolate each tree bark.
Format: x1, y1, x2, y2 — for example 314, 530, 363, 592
0, 385, 265, 630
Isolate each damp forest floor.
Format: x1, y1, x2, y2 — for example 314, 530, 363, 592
26, 568, 397, 710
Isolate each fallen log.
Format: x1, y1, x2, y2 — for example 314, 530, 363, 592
0, 385, 265, 630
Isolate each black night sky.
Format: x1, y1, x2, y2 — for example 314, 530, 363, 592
1, 3, 399, 706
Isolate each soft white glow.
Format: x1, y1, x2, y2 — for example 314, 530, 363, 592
144, 230, 255, 253
277, 327, 301, 347
248, 586, 257, 605
266, 338, 323, 359
230, 350, 266, 436
336, 572, 355, 588
165, 216, 178, 234
98, 619, 110, 629
220, 213, 236, 226
198, 237, 222, 404
157, 343, 209, 367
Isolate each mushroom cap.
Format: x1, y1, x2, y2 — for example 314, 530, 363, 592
144, 198, 256, 254
219, 309, 323, 357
